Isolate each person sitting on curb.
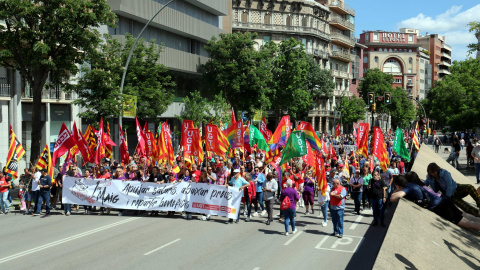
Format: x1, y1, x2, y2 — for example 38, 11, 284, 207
391, 173, 480, 231
425, 162, 480, 217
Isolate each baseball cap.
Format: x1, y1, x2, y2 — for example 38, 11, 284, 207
233, 169, 240, 173
338, 164, 344, 168
40, 168, 47, 173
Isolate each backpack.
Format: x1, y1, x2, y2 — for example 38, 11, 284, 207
280, 196, 291, 210
414, 186, 431, 209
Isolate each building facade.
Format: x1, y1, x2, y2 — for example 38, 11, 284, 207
350, 41, 367, 97
417, 32, 452, 83
417, 47, 432, 100
359, 29, 420, 98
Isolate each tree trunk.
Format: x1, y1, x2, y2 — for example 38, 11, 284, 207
29, 73, 49, 165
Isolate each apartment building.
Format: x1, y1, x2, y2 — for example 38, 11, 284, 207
417, 32, 452, 83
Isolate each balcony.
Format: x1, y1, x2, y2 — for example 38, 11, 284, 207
331, 69, 353, 79
441, 43, 451, 51
331, 32, 355, 48
407, 82, 414, 87
22, 85, 76, 101
313, 49, 328, 59
438, 69, 451, 75
0, 76, 11, 97
330, 50, 354, 62
441, 52, 451, 59
232, 22, 331, 42
330, 16, 354, 31
329, 1, 355, 16
333, 89, 353, 97
440, 61, 451, 67
308, 109, 331, 117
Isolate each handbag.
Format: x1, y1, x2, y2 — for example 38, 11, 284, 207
280, 196, 291, 210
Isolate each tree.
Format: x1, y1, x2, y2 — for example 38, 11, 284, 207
358, 69, 416, 128
467, 21, 480, 58
202, 32, 272, 118
0, 0, 116, 164
267, 38, 310, 121
423, 58, 480, 130
72, 34, 175, 123
305, 55, 334, 100
178, 90, 230, 128
337, 96, 367, 126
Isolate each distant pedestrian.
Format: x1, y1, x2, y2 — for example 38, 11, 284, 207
0, 170, 11, 214
33, 169, 52, 216
318, 183, 331, 227
330, 179, 347, 238
434, 136, 442, 153
262, 173, 278, 225
369, 171, 387, 226
471, 141, 480, 184
280, 179, 299, 236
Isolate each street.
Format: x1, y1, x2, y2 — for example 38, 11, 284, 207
0, 198, 393, 270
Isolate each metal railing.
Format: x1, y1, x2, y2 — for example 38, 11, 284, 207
0, 77, 11, 97
312, 49, 328, 58
440, 61, 451, 67
438, 69, 451, 74
441, 43, 451, 51
331, 32, 355, 46
441, 52, 451, 59
330, 50, 354, 61
330, 1, 355, 16
330, 16, 354, 30
22, 85, 76, 100
232, 22, 331, 41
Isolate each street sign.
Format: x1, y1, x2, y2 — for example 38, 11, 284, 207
422, 117, 428, 124
376, 96, 384, 102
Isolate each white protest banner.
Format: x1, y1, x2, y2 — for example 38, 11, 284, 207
62, 177, 242, 219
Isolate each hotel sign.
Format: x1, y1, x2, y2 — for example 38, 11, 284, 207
382, 32, 406, 42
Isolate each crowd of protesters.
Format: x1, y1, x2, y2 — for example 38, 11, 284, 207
4, 131, 480, 238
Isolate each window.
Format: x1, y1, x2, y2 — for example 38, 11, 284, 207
383, 59, 401, 73
363, 68, 367, 73
241, 12, 248, 22
302, 16, 307, 27
408, 69, 412, 73
389, 48, 393, 52
374, 56, 378, 63
264, 13, 271, 24
263, 35, 271, 45
286, 15, 292, 26
395, 78, 402, 83
364, 56, 368, 63
373, 33, 379, 41
379, 48, 383, 52
408, 35, 413, 42
409, 57, 412, 64
408, 78, 412, 83
366, 34, 369, 41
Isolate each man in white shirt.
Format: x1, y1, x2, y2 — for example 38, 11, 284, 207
32, 168, 42, 211
471, 140, 480, 184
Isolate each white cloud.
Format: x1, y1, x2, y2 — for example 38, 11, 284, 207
396, 4, 480, 60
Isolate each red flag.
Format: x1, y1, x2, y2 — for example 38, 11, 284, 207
94, 118, 106, 165
329, 143, 337, 160
144, 131, 155, 158
335, 123, 341, 137
231, 108, 236, 124
321, 139, 328, 156
181, 120, 194, 151
372, 127, 389, 172
302, 142, 315, 166
356, 123, 370, 158
135, 117, 146, 156
184, 128, 200, 159
119, 124, 129, 165
315, 152, 327, 196
52, 122, 75, 167
260, 116, 273, 142
353, 123, 358, 143
370, 156, 375, 172
73, 122, 93, 165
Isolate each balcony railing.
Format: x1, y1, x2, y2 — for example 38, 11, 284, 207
438, 69, 451, 75
441, 43, 451, 51
331, 32, 355, 47
441, 52, 451, 59
330, 1, 355, 16
330, 16, 354, 30
407, 82, 414, 87
440, 61, 451, 67
331, 69, 353, 79
330, 50, 354, 62
312, 49, 328, 59
232, 22, 331, 41
0, 77, 11, 97
22, 85, 76, 100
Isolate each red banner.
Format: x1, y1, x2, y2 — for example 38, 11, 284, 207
356, 123, 369, 158
184, 128, 200, 158
181, 120, 194, 150
119, 124, 129, 165
315, 152, 327, 196
52, 122, 75, 166
144, 131, 155, 158
135, 117, 146, 156
94, 118, 106, 165
372, 127, 389, 172
302, 142, 315, 166
205, 124, 219, 153
73, 122, 93, 165
335, 123, 341, 137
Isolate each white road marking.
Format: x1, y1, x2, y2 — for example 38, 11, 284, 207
252, 267, 261, 270
283, 226, 306, 246
144, 238, 182, 255
0, 217, 140, 264
314, 236, 329, 249
349, 215, 363, 230
432, 241, 440, 246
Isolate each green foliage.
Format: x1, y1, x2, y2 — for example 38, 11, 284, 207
424, 58, 480, 130
337, 96, 367, 126
72, 34, 175, 123
305, 55, 335, 100
389, 87, 416, 128
268, 38, 310, 121
177, 90, 230, 128
0, 0, 116, 163
467, 21, 480, 56
203, 32, 272, 118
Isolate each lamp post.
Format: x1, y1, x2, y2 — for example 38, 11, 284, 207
117, 0, 176, 159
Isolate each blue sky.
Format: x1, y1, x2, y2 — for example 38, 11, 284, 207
352, 0, 480, 61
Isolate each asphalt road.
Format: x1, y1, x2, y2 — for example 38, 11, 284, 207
0, 194, 396, 270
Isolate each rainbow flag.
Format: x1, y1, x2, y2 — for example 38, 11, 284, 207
224, 120, 244, 149
269, 116, 291, 152
296, 121, 321, 152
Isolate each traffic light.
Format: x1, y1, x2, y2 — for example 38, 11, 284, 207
371, 103, 376, 112
368, 92, 375, 104
385, 92, 391, 104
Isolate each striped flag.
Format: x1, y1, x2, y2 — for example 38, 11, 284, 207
5, 127, 25, 179
36, 144, 53, 179
412, 122, 420, 150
